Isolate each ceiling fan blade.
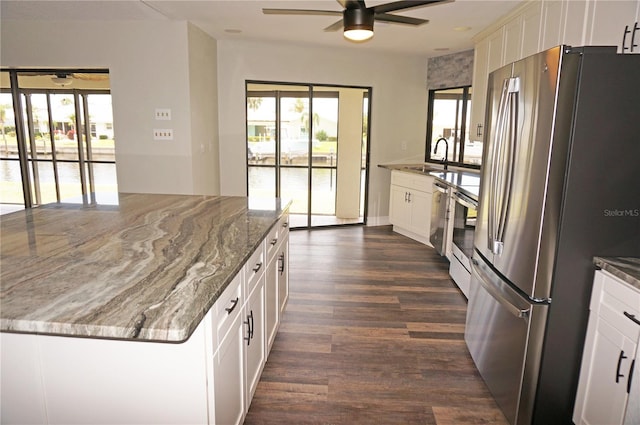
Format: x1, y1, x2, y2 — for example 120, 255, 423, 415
262, 8, 342, 16
374, 12, 428, 26
337, 0, 364, 9
324, 19, 344, 32
372, 0, 449, 14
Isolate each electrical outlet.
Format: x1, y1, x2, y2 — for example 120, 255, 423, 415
155, 108, 171, 120
153, 129, 173, 140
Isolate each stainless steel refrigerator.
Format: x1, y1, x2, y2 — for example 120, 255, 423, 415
464, 45, 640, 425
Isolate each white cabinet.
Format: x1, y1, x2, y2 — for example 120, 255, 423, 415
0, 217, 290, 425
278, 238, 289, 315
389, 170, 433, 245
470, 0, 640, 151
503, 15, 523, 65
213, 307, 246, 425
587, 0, 640, 52
265, 251, 279, 354
573, 270, 640, 425
244, 274, 265, 404
265, 213, 289, 354
522, 1, 543, 56
470, 37, 489, 143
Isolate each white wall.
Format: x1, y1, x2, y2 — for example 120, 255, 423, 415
1, 21, 427, 221
217, 39, 428, 223
188, 23, 220, 195
0, 19, 219, 196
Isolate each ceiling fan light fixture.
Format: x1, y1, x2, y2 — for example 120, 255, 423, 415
343, 8, 374, 42
51, 76, 72, 87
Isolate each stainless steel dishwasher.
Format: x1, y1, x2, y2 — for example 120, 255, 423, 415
429, 180, 450, 255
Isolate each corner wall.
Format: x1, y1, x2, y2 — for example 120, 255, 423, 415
0, 19, 218, 195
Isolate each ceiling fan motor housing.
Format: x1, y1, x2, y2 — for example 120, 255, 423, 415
344, 7, 374, 32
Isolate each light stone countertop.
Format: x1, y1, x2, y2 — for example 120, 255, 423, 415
593, 257, 640, 290
379, 162, 481, 201
0, 194, 289, 343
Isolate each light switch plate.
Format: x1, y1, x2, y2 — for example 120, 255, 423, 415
153, 129, 173, 140
155, 108, 171, 120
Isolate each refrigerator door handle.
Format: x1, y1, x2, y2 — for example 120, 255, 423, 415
471, 260, 530, 320
488, 77, 520, 256
487, 80, 508, 253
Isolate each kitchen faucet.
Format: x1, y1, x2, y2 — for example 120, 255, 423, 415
433, 137, 449, 170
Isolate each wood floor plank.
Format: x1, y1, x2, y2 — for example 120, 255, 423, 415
245, 226, 507, 425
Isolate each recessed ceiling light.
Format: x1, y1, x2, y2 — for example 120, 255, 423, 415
453, 26, 471, 32
225, 29, 242, 34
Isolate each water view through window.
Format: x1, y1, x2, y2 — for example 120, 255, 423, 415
0, 70, 116, 212
246, 82, 370, 228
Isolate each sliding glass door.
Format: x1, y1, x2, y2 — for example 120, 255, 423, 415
0, 69, 116, 212
246, 82, 370, 229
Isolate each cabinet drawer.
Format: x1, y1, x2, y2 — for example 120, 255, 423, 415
593, 270, 640, 340
391, 170, 433, 193
265, 222, 280, 263
245, 241, 265, 296
279, 213, 290, 241
214, 272, 243, 345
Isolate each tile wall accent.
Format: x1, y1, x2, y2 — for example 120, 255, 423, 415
427, 49, 474, 89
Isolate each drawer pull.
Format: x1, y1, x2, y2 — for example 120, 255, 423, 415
278, 253, 285, 274
244, 310, 254, 346
225, 297, 239, 314
624, 311, 640, 326
270, 238, 278, 246
282, 222, 288, 228
616, 350, 628, 383
628, 359, 636, 394
252, 262, 263, 273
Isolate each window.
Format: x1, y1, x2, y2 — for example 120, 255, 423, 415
0, 69, 116, 212
425, 85, 481, 168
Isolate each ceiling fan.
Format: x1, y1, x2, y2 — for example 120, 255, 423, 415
263, 0, 451, 42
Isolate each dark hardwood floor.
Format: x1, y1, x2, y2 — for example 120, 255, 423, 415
245, 225, 508, 425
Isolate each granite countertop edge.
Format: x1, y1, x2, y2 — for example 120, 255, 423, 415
594, 257, 640, 290
0, 195, 291, 344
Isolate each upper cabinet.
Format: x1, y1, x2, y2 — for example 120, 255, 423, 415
468, 0, 640, 144
587, 0, 640, 52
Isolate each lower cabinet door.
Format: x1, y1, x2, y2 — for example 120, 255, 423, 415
214, 311, 245, 425
245, 278, 266, 403
278, 241, 289, 315
574, 314, 637, 425
265, 255, 279, 354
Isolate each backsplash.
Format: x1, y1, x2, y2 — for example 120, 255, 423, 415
427, 49, 474, 89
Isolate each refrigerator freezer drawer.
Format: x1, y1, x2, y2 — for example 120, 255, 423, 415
465, 256, 532, 425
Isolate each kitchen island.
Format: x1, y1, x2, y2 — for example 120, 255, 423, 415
0, 193, 291, 424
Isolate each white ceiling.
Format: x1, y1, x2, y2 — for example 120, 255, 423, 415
1, 0, 524, 57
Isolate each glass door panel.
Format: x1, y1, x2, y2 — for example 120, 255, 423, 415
280, 167, 308, 228
246, 82, 370, 229
247, 94, 276, 166
248, 166, 275, 199
1, 70, 116, 211
0, 87, 24, 210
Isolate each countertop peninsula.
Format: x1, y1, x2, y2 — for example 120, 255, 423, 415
0, 194, 289, 343
594, 257, 640, 290
379, 162, 481, 200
